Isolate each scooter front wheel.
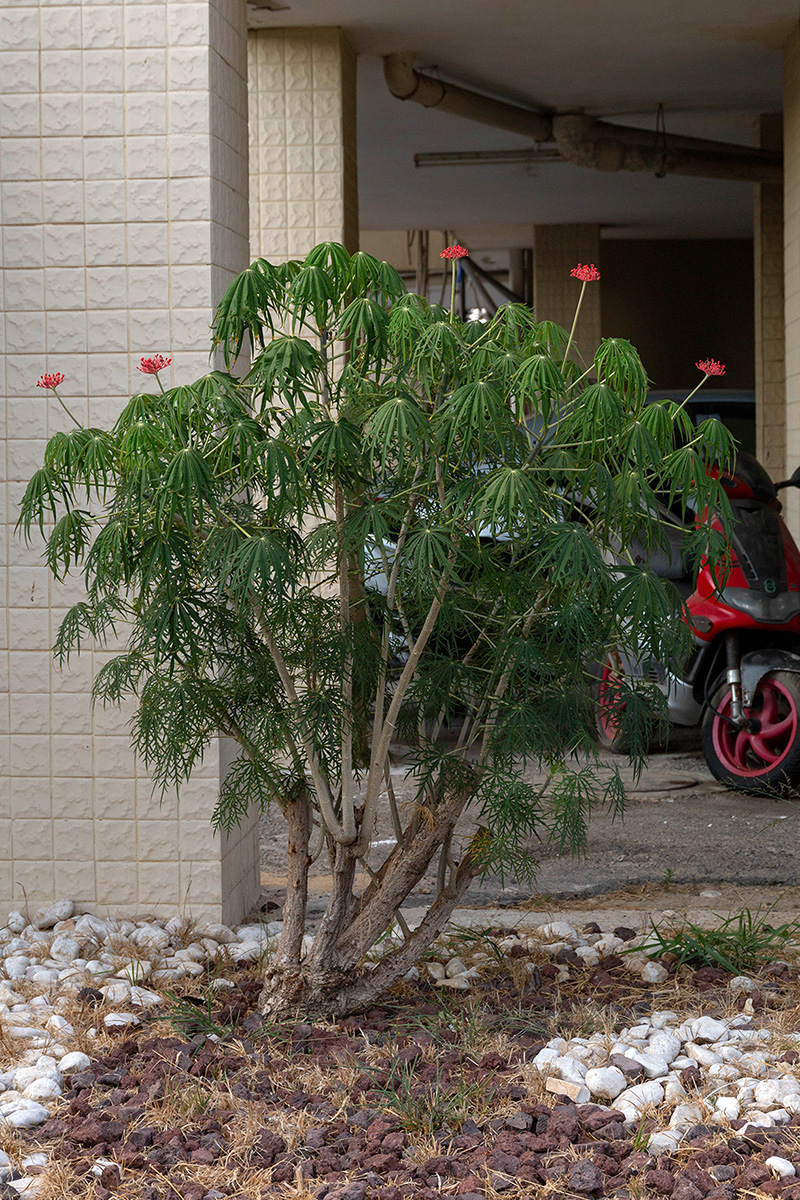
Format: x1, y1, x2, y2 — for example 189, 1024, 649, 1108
702, 670, 800, 795
591, 652, 630, 753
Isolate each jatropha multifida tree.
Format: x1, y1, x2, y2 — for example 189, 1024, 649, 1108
20, 244, 732, 1015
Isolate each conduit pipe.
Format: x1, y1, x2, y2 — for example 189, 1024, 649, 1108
383, 52, 552, 142
383, 53, 783, 184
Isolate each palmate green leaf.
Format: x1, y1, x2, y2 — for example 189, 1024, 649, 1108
537, 523, 608, 595
513, 350, 566, 422
337, 296, 389, 365
287, 262, 337, 331
411, 319, 461, 388
158, 447, 217, 533
401, 523, 454, 591
659, 443, 706, 515
134, 591, 214, 669
346, 251, 405, 304
92, 651, 150, 706
437, 378, 515, 459
134, 529, 196, 593
365, 391, 429, 469
46, 509, 92, 577
212, 257, 281, 365
45, 428, 116, 499
17, 467, 62, 538
303, 240, 351, 281
220, 528, 301, 601
214, 753, 286, 833
53, 596, 126, 665
547, 763, 604, 855
534, 320, 570, 361
695, 416, 736, 467
621, 417, 661, 469
210, 414, 268, 479
192, 372, 251, 423
249, 335, 323, 410
118, 414, 169, 465
134, 673, 225, 789
474, 464, 542, 538
488, 303, 539, 348
559, 383, 624, 448
387, 292, 429, 361
84, 518, 135, 593
303, 417, 364, 486
611, 565, 687, 663
594, 337, 649, 407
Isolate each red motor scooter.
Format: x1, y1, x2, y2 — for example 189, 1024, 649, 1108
594, 452, 800, 794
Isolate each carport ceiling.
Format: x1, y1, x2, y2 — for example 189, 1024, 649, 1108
248, 0, 797, 239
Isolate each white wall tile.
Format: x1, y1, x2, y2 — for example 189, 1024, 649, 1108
0, 0, 254, 923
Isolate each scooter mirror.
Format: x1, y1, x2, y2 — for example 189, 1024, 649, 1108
775, 464, 800, 490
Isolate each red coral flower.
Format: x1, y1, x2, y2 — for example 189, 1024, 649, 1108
440, 244, 469, 260
37, 372, 65, 390
137, 354, 172, 375
570, 263, 601, 282
696, 358, 726, 376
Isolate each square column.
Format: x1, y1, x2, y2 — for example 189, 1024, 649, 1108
1, 0, 258, 922
784, 25, 800, 534
248, 27, 358, 260
754, 114, 786, 479
533, 225, 601, 353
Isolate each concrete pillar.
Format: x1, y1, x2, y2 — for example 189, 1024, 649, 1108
248, 28, 358, 261
785, 26, 800, 533
1, 0, 259, 921
533, 224, 601, 354
754, 114, 786, 478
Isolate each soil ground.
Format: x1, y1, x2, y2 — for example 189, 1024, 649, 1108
258, 727, 800, 925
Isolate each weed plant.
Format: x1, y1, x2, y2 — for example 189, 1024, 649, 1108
635, 902, 800, 973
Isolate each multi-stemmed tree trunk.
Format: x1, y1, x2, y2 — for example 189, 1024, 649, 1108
20, 243, 733, 1017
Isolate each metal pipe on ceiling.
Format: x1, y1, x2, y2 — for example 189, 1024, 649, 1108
383, 52, 553, 142
384, 53, 783, 184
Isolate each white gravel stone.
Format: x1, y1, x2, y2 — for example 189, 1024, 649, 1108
669, 1102, 703, 1128
686, 1043, 722, 1068
23, 1079, 61, 1102
0, 1100, 50, 1128
104, 1012, 139, 1028
59, 1052, 91, 1074
6, 913, 27, 935
648, 1031, 681, 1063
32, 900, 74, 930
648, 1130, 683, 1153
729, 975, 757, 995
767, 1157, 797, 1178
445, 957, 468, 978
584, 1066, 627, 1099
641, 962, 668, 983
535, 921, 577, 941
714, 1096, 740, 1120
195, 922, 238, 945
664, 1076, 687, 1102
679, 1016, 729, 1044
615, 1080, 665, 1122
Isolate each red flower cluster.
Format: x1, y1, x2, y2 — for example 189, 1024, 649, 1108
570, 263, 601, 282
137, 354, 172, 375
696, 358, 726, 377
440, 244, 469, 260
37, 372, 65, 390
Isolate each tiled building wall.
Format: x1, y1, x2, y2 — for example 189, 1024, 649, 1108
755, 114, 786, 479
248, 27, 358, 261
785, 25, 800, 535
533, 224, 602, 355
1, 0, 259, 922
